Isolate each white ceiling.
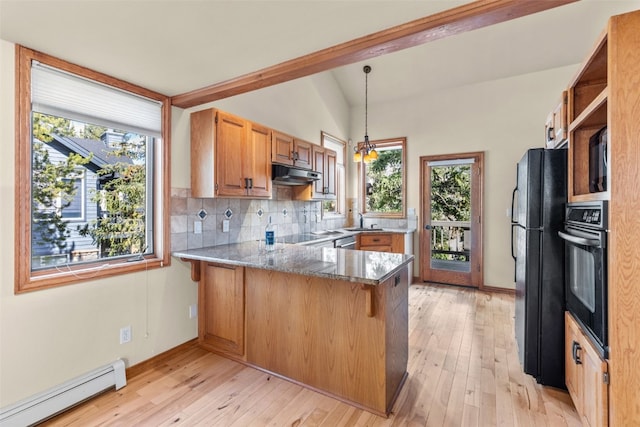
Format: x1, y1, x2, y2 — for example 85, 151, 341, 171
1, 0, 639, 108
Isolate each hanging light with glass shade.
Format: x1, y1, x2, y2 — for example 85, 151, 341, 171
353, 65, 378, 163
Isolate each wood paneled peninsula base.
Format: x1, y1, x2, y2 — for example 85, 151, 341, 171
173, 241, 413, 416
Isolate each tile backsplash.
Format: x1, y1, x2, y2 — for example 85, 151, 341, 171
171, 186, 348, 252
171, 190, 417, 252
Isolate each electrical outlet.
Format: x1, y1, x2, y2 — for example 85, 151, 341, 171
189, 304, 197, 319
119, 326, 131, 344
222, 219, 230, 233
194, 220, 202, 234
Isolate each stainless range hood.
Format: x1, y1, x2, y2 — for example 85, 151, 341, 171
272, 164, 321, 186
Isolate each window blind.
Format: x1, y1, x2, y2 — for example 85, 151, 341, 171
31, 61, 162, 138
428, 158, 475, 167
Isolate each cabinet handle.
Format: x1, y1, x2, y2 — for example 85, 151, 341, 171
547, 126, 555, 142
572, 341, 582, 365
372, 238, 380, 242
292, 151, 299, 161
394, 274, 401, 287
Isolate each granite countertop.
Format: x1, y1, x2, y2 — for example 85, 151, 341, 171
173, 241, 414, 286
290, 227, 416, 246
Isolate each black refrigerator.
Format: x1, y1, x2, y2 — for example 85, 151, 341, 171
511, 148, 567, 389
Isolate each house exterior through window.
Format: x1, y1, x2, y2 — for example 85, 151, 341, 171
15, 45, 171, 292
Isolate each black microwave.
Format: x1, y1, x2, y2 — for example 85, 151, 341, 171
589, 126, 608, 193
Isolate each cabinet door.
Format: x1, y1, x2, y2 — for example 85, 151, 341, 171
246, 123, 271, 197
272, 131, 294, 165
565, 312, 583, 413
190, 108, 216, 197
324, 148, 337, 198
293, 139, 313, 170
581, 336, 608, 427
216, 111, 246, 196
565, 311, 609, 427
545, 92, 568, 148
200, 263, 245, 357
312, 146, 325, 198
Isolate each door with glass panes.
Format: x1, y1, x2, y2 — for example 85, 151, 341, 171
420, 152, 484, 288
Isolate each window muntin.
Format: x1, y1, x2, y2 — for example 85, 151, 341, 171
15, 45, 170, 292
360, 138, 406, 218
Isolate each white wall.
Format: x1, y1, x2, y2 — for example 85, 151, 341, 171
348, 65, 578, 288
1, 33, 576, 406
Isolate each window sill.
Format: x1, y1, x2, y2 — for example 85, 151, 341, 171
16, 256, 169, 294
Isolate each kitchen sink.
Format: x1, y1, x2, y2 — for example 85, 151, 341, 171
310, 230, 344, 235
344, 227, 384, 231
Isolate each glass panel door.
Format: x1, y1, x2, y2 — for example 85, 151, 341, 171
420, 153, 483, 287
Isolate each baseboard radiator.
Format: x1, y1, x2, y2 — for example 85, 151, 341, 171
0, 359, 126, 426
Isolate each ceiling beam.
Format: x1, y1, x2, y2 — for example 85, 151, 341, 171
171, 0, 579, 108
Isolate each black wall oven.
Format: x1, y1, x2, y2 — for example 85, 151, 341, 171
558, 201, 608, 357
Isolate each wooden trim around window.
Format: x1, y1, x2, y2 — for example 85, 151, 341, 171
359, 137, 407, 219
14, 45, 172, 293
321, 131, 347, 218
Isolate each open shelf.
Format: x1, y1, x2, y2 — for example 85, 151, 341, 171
567, 29, 609, 202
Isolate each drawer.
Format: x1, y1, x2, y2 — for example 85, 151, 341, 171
360, 233, 392, 246
360, 245, 392, 252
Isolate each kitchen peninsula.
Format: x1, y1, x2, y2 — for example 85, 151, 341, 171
173, 242, 413, 416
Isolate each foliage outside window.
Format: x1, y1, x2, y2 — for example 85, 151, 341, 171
430, 163, 471, 261
360, 138, 406, 218
321, 131, 346, 216
15, 45, 170, 292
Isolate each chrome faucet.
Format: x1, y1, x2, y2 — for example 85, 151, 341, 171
358, 213, 364, 229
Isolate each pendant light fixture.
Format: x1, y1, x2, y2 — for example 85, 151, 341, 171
353, 65, 378, 163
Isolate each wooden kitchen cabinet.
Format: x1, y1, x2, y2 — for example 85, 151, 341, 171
244, 266, 408, 416
559, 11, 640, 425
544, 91, 568, 148
357, 233, 404, 254
565, 311, 608, 427
323, 147, 337, 198
271, 130, 313, 170
566, 29, 609, 202
293, 145, 337, 200
180, 253, 411, 416
291, 145, 337, 201
191, 108, 271, 198
199, 263, 245, 358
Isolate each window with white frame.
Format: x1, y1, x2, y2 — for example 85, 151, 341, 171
15, 46, 170, 292
59, 172, 85, 221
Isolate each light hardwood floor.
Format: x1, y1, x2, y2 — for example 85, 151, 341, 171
43, 283, 581, 426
